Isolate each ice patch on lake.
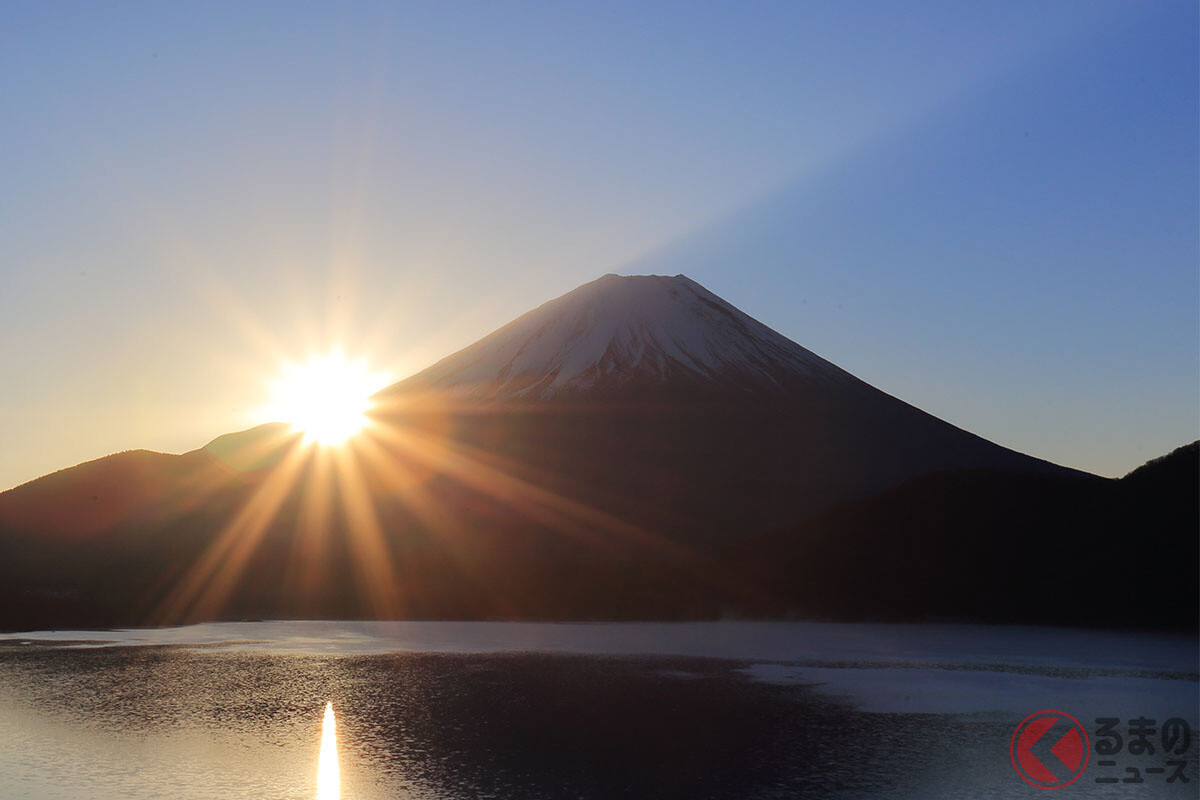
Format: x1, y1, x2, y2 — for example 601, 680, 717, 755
740, 663, 1199, 716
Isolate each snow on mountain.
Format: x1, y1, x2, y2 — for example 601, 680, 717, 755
383, 274, 851, 402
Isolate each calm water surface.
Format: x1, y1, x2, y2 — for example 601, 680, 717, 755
0, 622, 1195, 799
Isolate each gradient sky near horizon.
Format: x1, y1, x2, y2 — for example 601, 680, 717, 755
1, 0, 1196, 489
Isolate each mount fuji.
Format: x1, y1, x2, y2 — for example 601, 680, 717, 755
2, 273, 1193, 629
373, 273, 1076, 540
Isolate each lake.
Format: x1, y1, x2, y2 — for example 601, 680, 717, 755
0, 621, 1195, 799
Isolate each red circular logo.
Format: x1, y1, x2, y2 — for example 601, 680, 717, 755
1010, 710, 1090, 789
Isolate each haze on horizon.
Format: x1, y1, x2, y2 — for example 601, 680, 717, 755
1, 0, 1196, 490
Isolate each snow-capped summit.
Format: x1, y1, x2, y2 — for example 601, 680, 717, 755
383, 273, 850, 402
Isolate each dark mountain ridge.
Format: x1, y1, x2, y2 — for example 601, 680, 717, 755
733, 441, 1198, 629
0, 275, 1190, 631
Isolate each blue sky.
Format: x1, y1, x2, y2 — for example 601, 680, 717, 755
1, 0, 1196, 487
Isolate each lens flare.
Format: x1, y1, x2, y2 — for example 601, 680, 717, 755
317, 701, 339, 800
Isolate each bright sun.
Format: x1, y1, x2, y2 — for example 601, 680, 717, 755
267, 352, 385, 446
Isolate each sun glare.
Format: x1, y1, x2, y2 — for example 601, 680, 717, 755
267, 351, 385, 446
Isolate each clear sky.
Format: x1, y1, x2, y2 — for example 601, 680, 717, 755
1, 0, 1196, 489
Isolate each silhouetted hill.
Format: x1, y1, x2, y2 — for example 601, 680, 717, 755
0, 448, 231, 538
733, 441, 1199, 629
1122, 440, 1198, 490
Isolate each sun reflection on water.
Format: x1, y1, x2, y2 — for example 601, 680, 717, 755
317, 701, 340, 800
